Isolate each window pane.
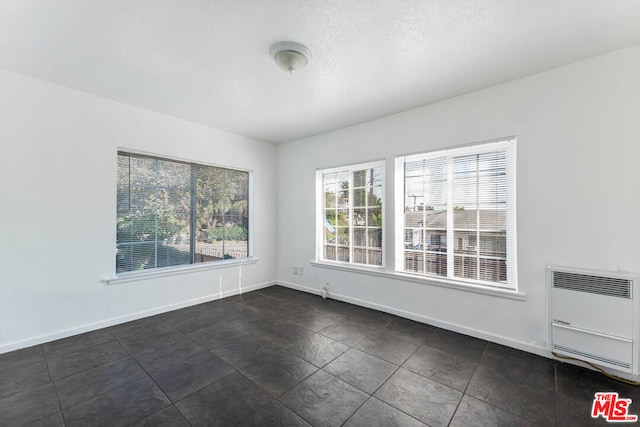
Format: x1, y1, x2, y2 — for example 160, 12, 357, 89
353, 188, 366, 207
454, 230, 476, 255
353, 208, 366, 226
126, 213, 156, 243
425, 208, 447, 229
158, 241, 191, 267
368, 207, 382, 227
353, 169, 367, 187
405, 251, 423, 273
368, 249, 382, 266
117, 156, 131, 215
454, 255, 477, 280
337, 247, 349, 262
324, 213, 337, 244
398, 139, 515, 289
129, 157, 156, 187
402, 155, 447, 279
117, 242, 156, 273
425, 231, 446, 252
336, 172, 350, 207
404, 227, 420, 249
368, 229, 382, 248
479, 209, 505, 231
325, 192, 337, 209
337, 210, 350, 226
426, 253, 447, 276
354, 228, 366, 247
336, 227, 349, 245
324, 245, 336, 261
480, 258, 507, 283
318, 162, 384, 267
479, 231, 506, 257
367, 186, 382, 207
195, 167, 249, 262
116, 153, 250, 273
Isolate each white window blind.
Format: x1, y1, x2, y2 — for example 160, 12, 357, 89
116, 152, 249, 275
317, 161, 384, 267
396, 138, 517, 289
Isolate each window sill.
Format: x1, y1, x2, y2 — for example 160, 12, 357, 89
309, 261, 526, 301
104, 257, 259, 285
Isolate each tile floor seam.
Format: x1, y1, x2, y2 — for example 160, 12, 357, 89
447, 394, 466, 427
279, 343, 334, 370
457, 342, 514, 425
342, 395, 427, 427
125, 404, 191, 427
342, 362, 402, 425
340, 396, 370, 427
47, 351, 131, 383
125, 354, 176, 411
353, 339, 415, 367
276, 395, 316, 427
3, 285, 625, 426
229, 384, 275, 427
129, 341, 235, 408
44, 337, 118, 361
237, 352, 321, 399
325, 363, 395, 397
276, 368, 368, 427
460, 340, 490, 395
396, 346, 479, 396
42, 330, 118, 359
42, 345, 68, 426
58, 374, 167, 424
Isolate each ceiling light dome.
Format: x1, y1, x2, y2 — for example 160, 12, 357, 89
270, 41, 311, 74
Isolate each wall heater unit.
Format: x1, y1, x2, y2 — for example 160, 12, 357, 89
548, 265, 638, 375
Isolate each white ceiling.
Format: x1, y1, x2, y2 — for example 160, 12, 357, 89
1, 1, 639, 143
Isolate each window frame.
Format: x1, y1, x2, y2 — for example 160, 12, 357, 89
115, 149, 253, 279
394, 138, 517, 290
316, 160, 386, 269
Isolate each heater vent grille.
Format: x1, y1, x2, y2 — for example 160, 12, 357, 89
553, 344, 631, 370
552, 271, 631, 299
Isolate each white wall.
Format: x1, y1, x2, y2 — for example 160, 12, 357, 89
276, 45, 640, 355
0, 69, 277, 352
2, 45, 638, 356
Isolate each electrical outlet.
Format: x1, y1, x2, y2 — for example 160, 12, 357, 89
299, 267, 304, 276
293, 266, 298, 275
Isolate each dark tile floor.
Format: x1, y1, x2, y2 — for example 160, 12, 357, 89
1, 285, 638, 426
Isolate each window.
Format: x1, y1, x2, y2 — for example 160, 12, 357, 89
396, 138, 517, 289
317, 161, 384, 267
116, 151, 250, 274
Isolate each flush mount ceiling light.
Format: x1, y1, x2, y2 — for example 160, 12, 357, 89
270, 41, 311, 74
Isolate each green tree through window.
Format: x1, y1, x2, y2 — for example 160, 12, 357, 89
318, 161, 384, 267
116, 152, 249, 274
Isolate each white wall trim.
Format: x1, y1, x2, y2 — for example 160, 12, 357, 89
0, 280, 275, 354
310, 261, 526, 301
276, 280, 640, 381
278, 280, 543, 355
104, 258, 259, 285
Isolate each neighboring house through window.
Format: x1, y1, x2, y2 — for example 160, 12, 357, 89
317, 161, 384, 267
116, 151, 250, 274
396, 138, 517, 289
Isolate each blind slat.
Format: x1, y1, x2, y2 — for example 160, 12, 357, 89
399, 138, 517, 289
116, 152, 250, 274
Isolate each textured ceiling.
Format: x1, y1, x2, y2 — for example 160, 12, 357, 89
1, 1, 640, 143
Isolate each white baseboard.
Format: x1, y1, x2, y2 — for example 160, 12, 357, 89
0, 280, 275, 354
276, 281, 640, 381
276, 280, 549, 357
